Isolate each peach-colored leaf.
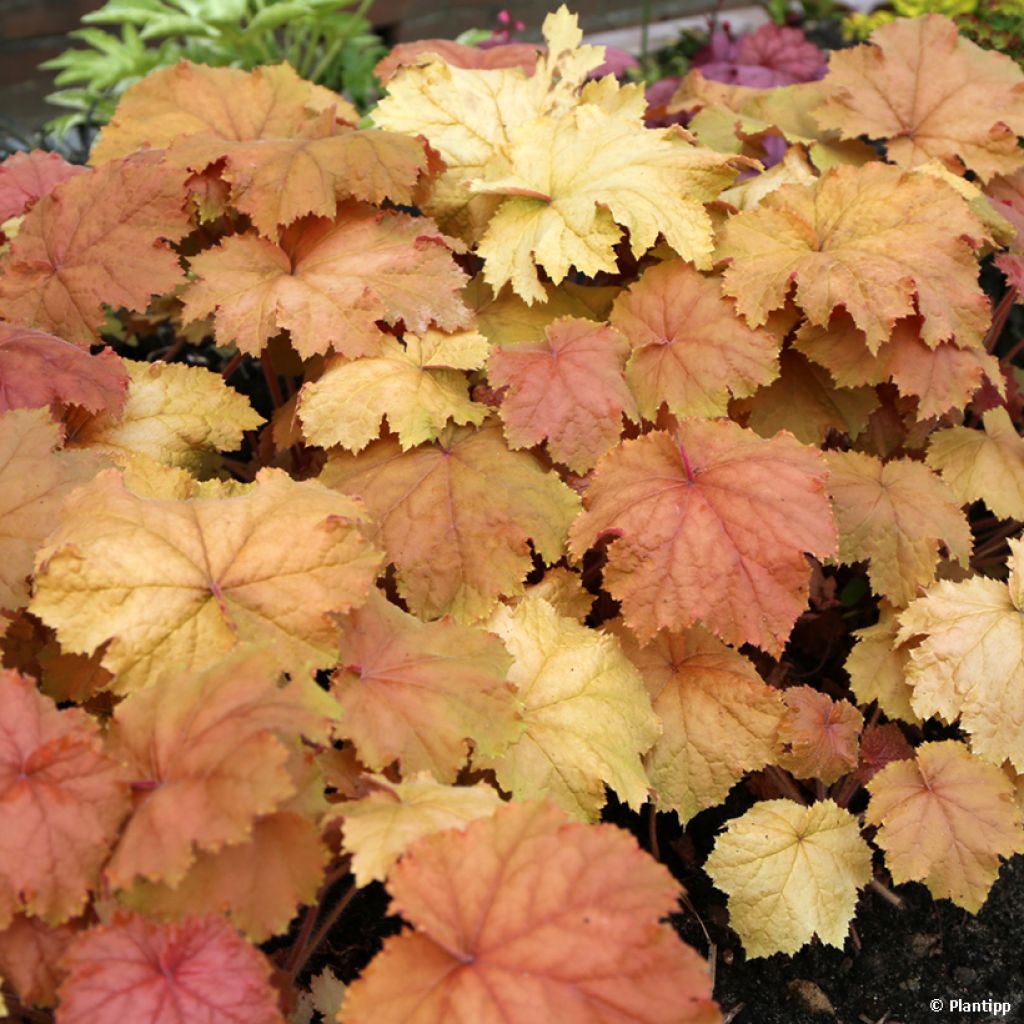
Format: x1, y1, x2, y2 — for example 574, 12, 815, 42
0, 670, 129, 927
717, 162, 991, 351
777, 686, 862, 785
58, 913, 284, 1024
488, 316, 636, 472
91, 61, 357, 163
168, 120, 433, 238
104, 651, 337, 889
610, 260, 778, 420
737, 348, 878, 445
0, 323, 128, 417
340, 801, 720, 1024
825, 449, 971, 606
183, 204, 470, 360
866, 741, 1024, 911
614, 623, 784, 823
815, 15, 1024, 181
0, 153, 191, 345
30, 468, 381, 693
322, 422, 580, 622
795, 314, 1000, 418
331, 588, 518, 781
569, 418, 837, 652
375, 40, 539, 84
117, 812, 327, 943
0, 409, 107, 612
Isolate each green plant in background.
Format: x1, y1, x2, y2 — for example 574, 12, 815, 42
42, 0, 385, 134
845, 0, 1024, 63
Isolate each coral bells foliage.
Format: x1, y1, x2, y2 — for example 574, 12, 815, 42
3, 5, 1024, 1021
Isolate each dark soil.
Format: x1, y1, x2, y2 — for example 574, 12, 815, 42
671, 836, 1024, 1024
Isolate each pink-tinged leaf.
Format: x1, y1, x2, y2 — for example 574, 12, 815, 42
488, 316, 637, 472
340, 801, 720, 1024
569, 418, 837, 652
0, 153, 191, 345
0, 322, 128, 417
0, 914, 75, 1007
0, 151, 88, 223
57, 913, 284, 1024
0, 671, 130, 927
695, 25, 826, 88
853, 723, 914, 788
777, 686, 863, 785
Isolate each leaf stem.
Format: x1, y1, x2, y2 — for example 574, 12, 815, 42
288, 881, 358, 984
764, 765, 808, 805
221, 350, 244, 379
986, 286, 1018, 353
261, 347, 285, 409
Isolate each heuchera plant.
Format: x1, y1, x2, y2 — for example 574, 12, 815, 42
1, 7, 1024, 1022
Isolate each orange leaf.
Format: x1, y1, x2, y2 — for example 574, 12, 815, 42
610, 259, 779, 420
0, 153, 191, 345
488, 316, 637, 472
777, 685, 862, 785
91, 61, 358, 163
825, 449, 971, 606
0, 150, 87, 223
736, 347, 878, 445
183, 205, 470, 359
322, 422, 580, 622
340, 802, 720, 1024
0, 323, 128, 418
30, 467, 381, 693
717, 162, 991, 351
0, 670, 129, 927
167, 116, 433, 238
104, 651, 337, 889
0, 915, 75, 1008
118, 812, 327, 943
795, 314, 1000, 418
375, 40, 539, 84
815, 15, 1024, 181
613, 623, 784, 823
58, 913, 284, 1024
332, 589, 518, 781
569, 419, 837, 652
866, 741, 1024, 911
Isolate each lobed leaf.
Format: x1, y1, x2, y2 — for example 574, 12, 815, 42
341, 801, 720, 1024
322, 422, 580, 622
569, 418, 837, 652
866, 741, 1024, 911
477, 595, 659, 820
31, 468, 382, 692
705, 799, 872, 957
0, 153, 191, 345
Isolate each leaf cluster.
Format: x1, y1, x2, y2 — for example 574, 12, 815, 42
2, 7, 1024, 1022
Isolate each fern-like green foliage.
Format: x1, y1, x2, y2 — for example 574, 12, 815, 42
41, 0, 384, 133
